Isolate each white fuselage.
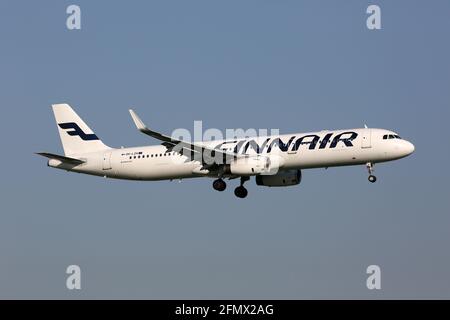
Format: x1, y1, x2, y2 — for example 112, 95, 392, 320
48, 128, 415, 181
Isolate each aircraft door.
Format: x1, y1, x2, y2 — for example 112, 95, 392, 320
102, 152, 112, 170
361, 129, 372, 149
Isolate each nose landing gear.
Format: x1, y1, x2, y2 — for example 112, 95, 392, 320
366, 162, 377, 183
234, 176, 249, 198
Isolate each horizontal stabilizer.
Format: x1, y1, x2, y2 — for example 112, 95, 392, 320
35, 152, 85, 165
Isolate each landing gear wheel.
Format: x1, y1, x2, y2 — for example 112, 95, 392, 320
234, 186, 248, 198
213, 179, 227, 191
366, 162, 377, 183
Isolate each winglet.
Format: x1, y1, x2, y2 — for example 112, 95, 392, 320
128, 109, 173, 143
129, 109, 147, 131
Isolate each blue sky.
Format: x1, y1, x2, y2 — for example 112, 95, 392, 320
0, 1, 449, 298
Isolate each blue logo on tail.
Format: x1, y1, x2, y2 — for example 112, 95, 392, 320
58, 122, 99, 141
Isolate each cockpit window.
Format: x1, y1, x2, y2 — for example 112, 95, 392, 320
383, 134, 402, 140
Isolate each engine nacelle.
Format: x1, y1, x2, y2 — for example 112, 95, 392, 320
255, 170, 302, 187
224, 156, 270, 175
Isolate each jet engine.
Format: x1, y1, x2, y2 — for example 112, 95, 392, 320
224, 156, 270, 175
255, 170, 302, 187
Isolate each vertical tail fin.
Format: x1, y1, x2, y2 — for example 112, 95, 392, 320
52, 103, 110, 156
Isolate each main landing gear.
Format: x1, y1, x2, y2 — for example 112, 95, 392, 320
366, 162, 377, 183
214, 177, 249, 198
212, 178, 227, 191
234, 176, 249, 199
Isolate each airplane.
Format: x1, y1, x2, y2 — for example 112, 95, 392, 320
36, 104, 415, 198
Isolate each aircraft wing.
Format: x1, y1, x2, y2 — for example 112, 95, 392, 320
129, 109, 241, 164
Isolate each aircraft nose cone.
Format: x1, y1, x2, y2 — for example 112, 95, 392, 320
392, 140, 415, 159
401, 140, 415, 157
406, 141, 415, 155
